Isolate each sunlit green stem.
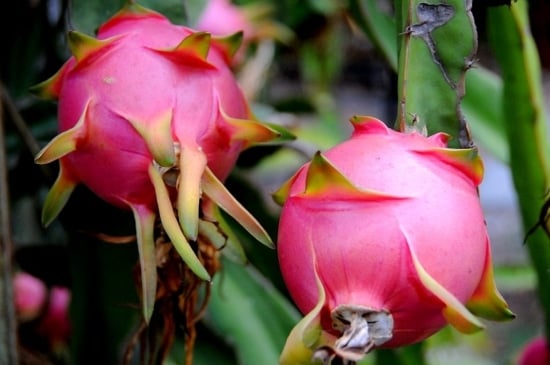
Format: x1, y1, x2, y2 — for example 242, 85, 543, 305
348, 0, 509, 161
395, 0, 477, 147
487, 0, 550, 340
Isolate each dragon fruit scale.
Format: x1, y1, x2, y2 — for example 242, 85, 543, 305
33, 2, 284, 322
275, 116, 514, 364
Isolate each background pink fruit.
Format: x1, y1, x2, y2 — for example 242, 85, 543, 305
195, 0, 293, 66
196, 0, 254, 41
14, 271, 47, 322
517, 336, 550, 365
276, 116, 514, 363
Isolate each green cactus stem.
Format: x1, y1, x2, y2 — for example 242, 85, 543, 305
486, 0, 550, 342
395, 0, 478, 147
348, 0, 509, 162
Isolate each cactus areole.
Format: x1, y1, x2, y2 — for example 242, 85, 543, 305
275, 116, 514, 364
33, 3, 282, 323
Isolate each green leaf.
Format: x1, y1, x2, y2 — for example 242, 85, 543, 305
486, 0, 550, 340
307, 0, 342, 15
70, 0, 125, 35
462, 67, 507, 162
70, 0, 187, 35
68, 233, 141, 364
348, 0, 398, 71
166, 327, 237, 365
204, 258, 301, 365
375, 343, 426, 365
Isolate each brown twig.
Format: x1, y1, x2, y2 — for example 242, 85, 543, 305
0, 81, 53, 181
0, 83, 20, 364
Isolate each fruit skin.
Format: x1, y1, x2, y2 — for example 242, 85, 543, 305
33, 3, 283, 323
517, 336, 550, 365
195, 0, 293, 66
14, 272, 48, 322
275, 116, 514, 364
36, 286, 71, 350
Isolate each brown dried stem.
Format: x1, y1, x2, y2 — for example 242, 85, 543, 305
0, 83, 19, 364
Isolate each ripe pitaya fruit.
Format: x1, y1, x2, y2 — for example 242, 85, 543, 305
275, 116, 514, 364
33, 2, 285, 322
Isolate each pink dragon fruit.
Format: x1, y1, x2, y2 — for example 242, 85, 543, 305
517, 336, 550, 365
14, 271, 48, 322
33, 2, 284, 322
275, 116, 514, 363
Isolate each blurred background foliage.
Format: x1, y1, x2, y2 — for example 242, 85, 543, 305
1, 0, 549, 364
